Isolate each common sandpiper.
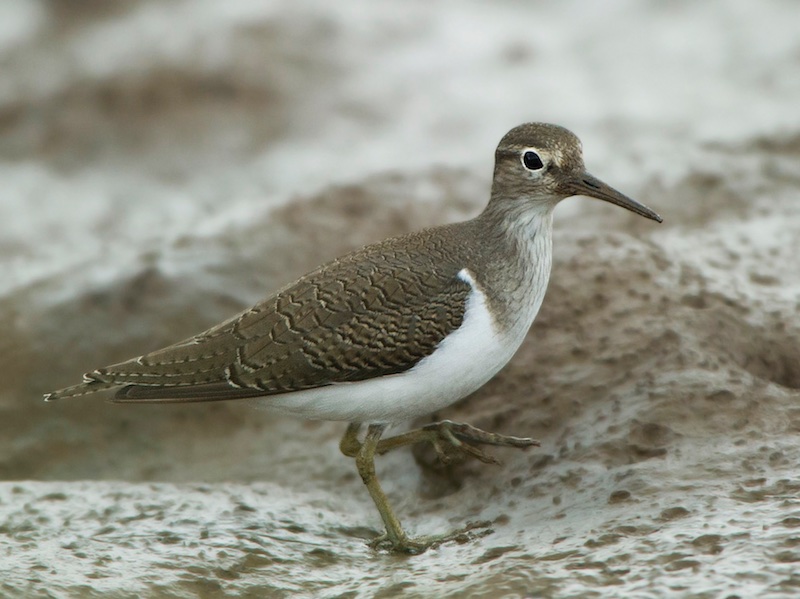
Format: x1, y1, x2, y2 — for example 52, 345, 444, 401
46, 122, 662, 554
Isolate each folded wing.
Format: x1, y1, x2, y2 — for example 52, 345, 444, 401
47, 231, 472, 403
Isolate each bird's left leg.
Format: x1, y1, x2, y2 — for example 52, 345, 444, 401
340, 420, 539, 465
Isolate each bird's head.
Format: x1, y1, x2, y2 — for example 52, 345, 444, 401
490, 122, 662, 223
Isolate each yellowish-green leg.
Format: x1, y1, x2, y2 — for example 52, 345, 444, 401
341, 421, 539, 554
353, 424, 418, 552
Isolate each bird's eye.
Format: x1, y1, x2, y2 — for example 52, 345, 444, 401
522, 150, 544, 171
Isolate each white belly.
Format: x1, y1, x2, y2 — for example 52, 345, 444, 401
260, 267, 545, 424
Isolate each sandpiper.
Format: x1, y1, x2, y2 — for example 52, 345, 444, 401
46, 123, 662, 554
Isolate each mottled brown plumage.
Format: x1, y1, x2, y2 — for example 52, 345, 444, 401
104, 227, 478, 402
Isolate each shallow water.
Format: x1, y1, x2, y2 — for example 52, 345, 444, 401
2, 1, 800, 597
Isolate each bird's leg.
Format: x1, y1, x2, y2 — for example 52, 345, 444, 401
353, 423, 421, 553
340, 420, 539, 465
339, 422, 364, 457
349, 423, 495, 554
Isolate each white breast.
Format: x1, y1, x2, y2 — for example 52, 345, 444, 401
262, 265, 548, 424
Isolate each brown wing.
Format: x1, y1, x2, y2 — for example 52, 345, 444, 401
70, 230, 473, 403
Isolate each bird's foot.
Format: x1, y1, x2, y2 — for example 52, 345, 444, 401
368, 520, 494, 554
422, 420, 540, 465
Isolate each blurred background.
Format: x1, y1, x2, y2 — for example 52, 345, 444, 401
2, 1, 800, 597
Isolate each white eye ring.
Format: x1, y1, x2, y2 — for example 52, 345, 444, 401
521, 149, 545, 171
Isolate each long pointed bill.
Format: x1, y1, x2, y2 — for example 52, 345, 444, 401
566, 172, 662, 223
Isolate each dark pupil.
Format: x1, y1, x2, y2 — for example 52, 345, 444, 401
523, 151, 544, 170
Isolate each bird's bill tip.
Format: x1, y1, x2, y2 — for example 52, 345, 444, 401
567, 172, 662, 223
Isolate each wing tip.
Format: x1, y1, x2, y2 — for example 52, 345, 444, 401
43, 379, 117, 402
